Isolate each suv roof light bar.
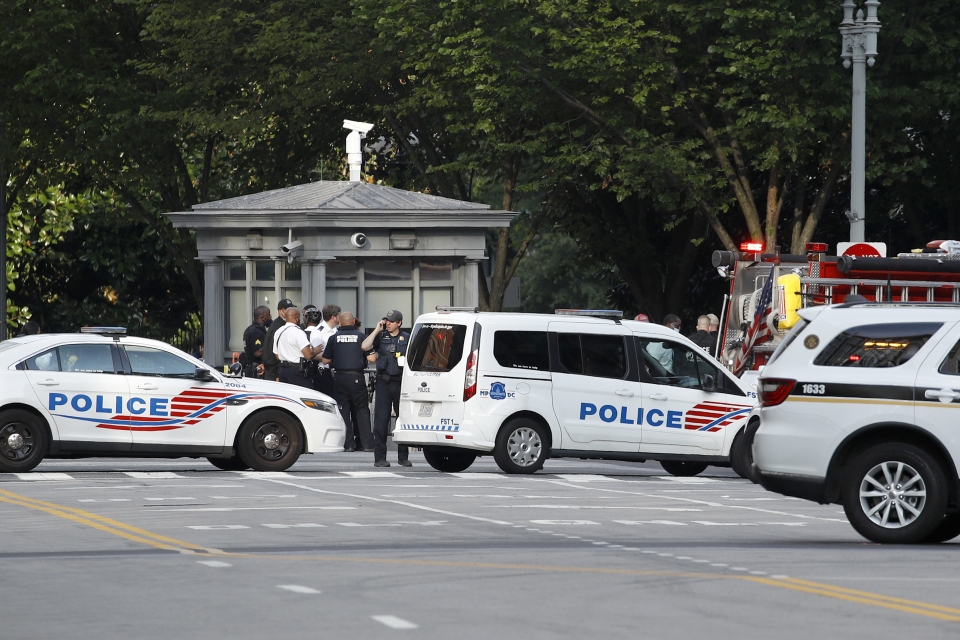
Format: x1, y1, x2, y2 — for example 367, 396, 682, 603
80, 326, 127, 335
435, 306, 480, 313
554, 309, 624, 320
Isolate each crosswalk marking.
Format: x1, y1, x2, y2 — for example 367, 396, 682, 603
14, 473, 73, 481
554, 474, 622, 483
197, 560, 232, 568
278, 585, 320, 594
340, 471, 403, 478
124, 472, 184, 479
372, 615, 418, 629
262, 523, 326, 528
187, 525, 249, 530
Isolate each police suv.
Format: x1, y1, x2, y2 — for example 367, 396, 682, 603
754, 303, 960, 544
0, 328, 345, 473
393, 309, 756, 476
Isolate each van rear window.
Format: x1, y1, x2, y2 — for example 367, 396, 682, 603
813, 323, 942, 368
407, 323, 468, 372
493, 331, 549, 371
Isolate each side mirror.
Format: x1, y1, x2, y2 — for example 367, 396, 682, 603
227, 362, 243, 377
702, 374, 716, 392
194, 367, 216, 382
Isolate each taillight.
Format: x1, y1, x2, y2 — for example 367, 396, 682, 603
463, 323, 482, 401
758, 378, 796, 407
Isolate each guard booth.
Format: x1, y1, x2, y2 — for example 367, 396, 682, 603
165, 181, 514, 365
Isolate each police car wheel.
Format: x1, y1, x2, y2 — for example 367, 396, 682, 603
659, 461, 708, 477
0, 410, 48, 473
842, 443, 948, 544
730, 427, 757, 482
206, 456, 250, 471
921, 513, 960, 544
494, 419, 547, 474
237, 410, 303, 472
422, 447, 477, 473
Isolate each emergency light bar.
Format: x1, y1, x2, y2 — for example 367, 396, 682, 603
436, 306, 480, 313
739, 241, 764, 252
80, 327, 127, 335
806, 242, 828, 253
555, 309, 624, 320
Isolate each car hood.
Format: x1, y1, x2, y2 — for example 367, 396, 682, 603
219, 376, 336, 406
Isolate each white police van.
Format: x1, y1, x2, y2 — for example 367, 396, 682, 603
0, 328, 345, 473
393, 309, 756, 476
754, 303, 960, 543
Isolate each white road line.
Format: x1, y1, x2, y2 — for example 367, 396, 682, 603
124, 472, 184, 479
237, 471, 292, 478
262, 523, 326, 528
529, 520, 599, 526
493, 505, 701, 510
553, 474, 622, 483
372, 615, 418, 630
341, 471, 403, 478
148, 506, 356, 512
250, 478, 513, 526
187, 525, 250, 530
15, 473, 73, 481
656, 476, 717, 484
197, 560, 232, 568
278, 585, 321, 594
614, 520, 687, 526
78, 499, 130, 502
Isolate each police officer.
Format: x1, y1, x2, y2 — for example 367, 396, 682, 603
321, 312, 374, 452
362, 310, 410, 468
273, 307, 316, 388
302, 305, 323, 385
262, 299, 295, 382
308, 304, 341, 397
241, 306, 271, 378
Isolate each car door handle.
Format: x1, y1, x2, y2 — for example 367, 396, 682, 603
615, 390, 635, 397
35, 379, 59, 386
136, 384, 159, 391
648, 393, 668, 401
925, 389, 960, 402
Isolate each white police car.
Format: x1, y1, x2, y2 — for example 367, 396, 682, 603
392, 309, 756, 476
0, 328, 345, 473
754, 303, 960, 543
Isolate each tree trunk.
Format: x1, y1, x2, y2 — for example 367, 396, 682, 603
483, 153, 523, 312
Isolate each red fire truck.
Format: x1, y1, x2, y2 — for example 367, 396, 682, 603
712, 240, 960, 374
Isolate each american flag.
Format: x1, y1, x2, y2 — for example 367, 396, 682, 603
734, 263, 776, 375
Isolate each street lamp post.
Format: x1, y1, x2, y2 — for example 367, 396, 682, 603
840, 0, 881, 243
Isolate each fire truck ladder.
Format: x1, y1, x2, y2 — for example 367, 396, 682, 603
799, 277, 960, 303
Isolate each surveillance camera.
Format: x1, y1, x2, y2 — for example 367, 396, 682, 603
343, 120, 374, 135
351, 233, 368, 249
281, 240, 303, 254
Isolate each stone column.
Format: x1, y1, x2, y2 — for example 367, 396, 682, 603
202, 259, 224, 367
462, 259, 480, 308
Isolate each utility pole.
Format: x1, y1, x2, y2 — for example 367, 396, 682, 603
840, 0, 881, 243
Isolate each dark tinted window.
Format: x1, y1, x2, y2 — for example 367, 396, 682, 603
939, 338, 960, 375
555, 333, 627, 379
814, 323, 941, 368
557, 333, 583, 374
58, 344, 116, 374
23, 348, 60, 371
407, 323, 467, 372
493, 331, 549, 371
125, 345, 197, 378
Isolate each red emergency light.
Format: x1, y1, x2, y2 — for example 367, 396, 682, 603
739, 242, 764, 253
806, 242, 828, 253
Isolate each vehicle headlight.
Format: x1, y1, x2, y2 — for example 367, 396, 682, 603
302, 398, 338, 414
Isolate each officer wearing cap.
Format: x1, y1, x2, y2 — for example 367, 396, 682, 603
321, 312, 374, 452
361, 310, 410, 468
241, 306, 271, 378
262, 298, 296, 382
273, 307, 317, 388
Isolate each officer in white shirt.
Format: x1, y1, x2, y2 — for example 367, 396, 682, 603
273, 307, 316, 389
305, 303, 340, 396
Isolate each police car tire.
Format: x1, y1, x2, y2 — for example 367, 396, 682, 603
921, 513, 960, 544
422, 447, 477, 473
206, 456, 249, 471
730, 428, 757, 482
842, 443, 948, 544
493, 418, 548, 474
659, 461, 709, 477
236, 410, 303, 472
0, 409, 48, 473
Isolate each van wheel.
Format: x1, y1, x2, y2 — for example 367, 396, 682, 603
660, 461, 708, 477
730, 426, 758, 482
237, 410, 303, 472
423, 447, 477, 473
921, 514, 960, 544
0, 410, 48, 473
842, 443, 947, 544
207, 456, 249, 471
494, 419, 547, 474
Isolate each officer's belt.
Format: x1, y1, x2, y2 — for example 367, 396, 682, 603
279, 361, 299, 368
334, 369, 364, 374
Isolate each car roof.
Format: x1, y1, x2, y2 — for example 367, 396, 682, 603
0, 333, 200, 367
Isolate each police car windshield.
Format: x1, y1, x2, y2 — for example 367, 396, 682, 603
406, 323, 467, 372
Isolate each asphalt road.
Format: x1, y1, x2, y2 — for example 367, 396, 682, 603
3, 452, 960, 639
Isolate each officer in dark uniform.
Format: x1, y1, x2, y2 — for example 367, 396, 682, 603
262, 299, 295, 382
241, 305, 271, 378
321, 312, 374, 452
362, 310, 410, 467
